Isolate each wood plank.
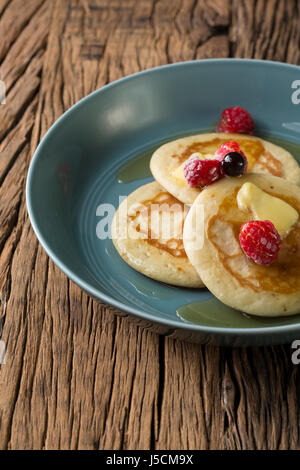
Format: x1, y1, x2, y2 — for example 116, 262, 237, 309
1, 1, 50, 92
231, 0, 300, 64
0, 0, 46, 62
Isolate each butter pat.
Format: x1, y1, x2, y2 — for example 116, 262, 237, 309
237, 182, 299, 237
172, 164, 186, 184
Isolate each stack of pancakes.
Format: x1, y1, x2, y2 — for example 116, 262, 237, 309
112, 133, 300, 316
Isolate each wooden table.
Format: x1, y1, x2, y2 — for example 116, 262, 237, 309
0, 0, 300, 450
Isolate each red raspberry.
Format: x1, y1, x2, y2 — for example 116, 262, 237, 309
183, 155, 223, 188
215, 141, 241, 160
215, 141, 248, 173
239, 220, 281, 266
218, 106, 254, 134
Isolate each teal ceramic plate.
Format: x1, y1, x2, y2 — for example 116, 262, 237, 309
26, 59, 300, 346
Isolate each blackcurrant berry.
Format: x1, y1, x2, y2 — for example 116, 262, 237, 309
221, 152, 246, 177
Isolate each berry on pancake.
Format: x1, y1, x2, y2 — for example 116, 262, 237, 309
183, 156, 223, 188
239, 220, 281, 265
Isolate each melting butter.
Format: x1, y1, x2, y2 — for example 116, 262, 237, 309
237, 182, 299, 237
172, 164, 186, 185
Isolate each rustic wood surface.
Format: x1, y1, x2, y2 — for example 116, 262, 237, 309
0, 0, 300, 450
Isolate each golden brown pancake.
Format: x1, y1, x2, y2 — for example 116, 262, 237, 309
183, 174, 300, 316
150, 133, 300, 204
111, 182, 204, 287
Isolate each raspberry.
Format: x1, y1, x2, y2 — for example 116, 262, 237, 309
215, 141, 241, 161
215, 141, 248, 173
183, 155, 223, 188
218, 106, 254, 134
239, 220, 281, 266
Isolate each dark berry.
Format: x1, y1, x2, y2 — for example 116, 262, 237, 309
221, 151, 247, 177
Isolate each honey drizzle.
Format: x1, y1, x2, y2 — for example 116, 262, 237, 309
129, 192, 187, 258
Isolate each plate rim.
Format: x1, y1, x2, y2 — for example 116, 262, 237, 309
26, 58, 300, 337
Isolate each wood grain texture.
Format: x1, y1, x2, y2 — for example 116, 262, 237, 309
0, 0, 300, 450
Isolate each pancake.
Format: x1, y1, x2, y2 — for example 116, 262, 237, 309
183, 173, 300, 316
111, 182, 204, 288
150, 132, 300, 205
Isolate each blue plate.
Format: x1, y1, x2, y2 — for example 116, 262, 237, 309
26, 59, 300, 346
